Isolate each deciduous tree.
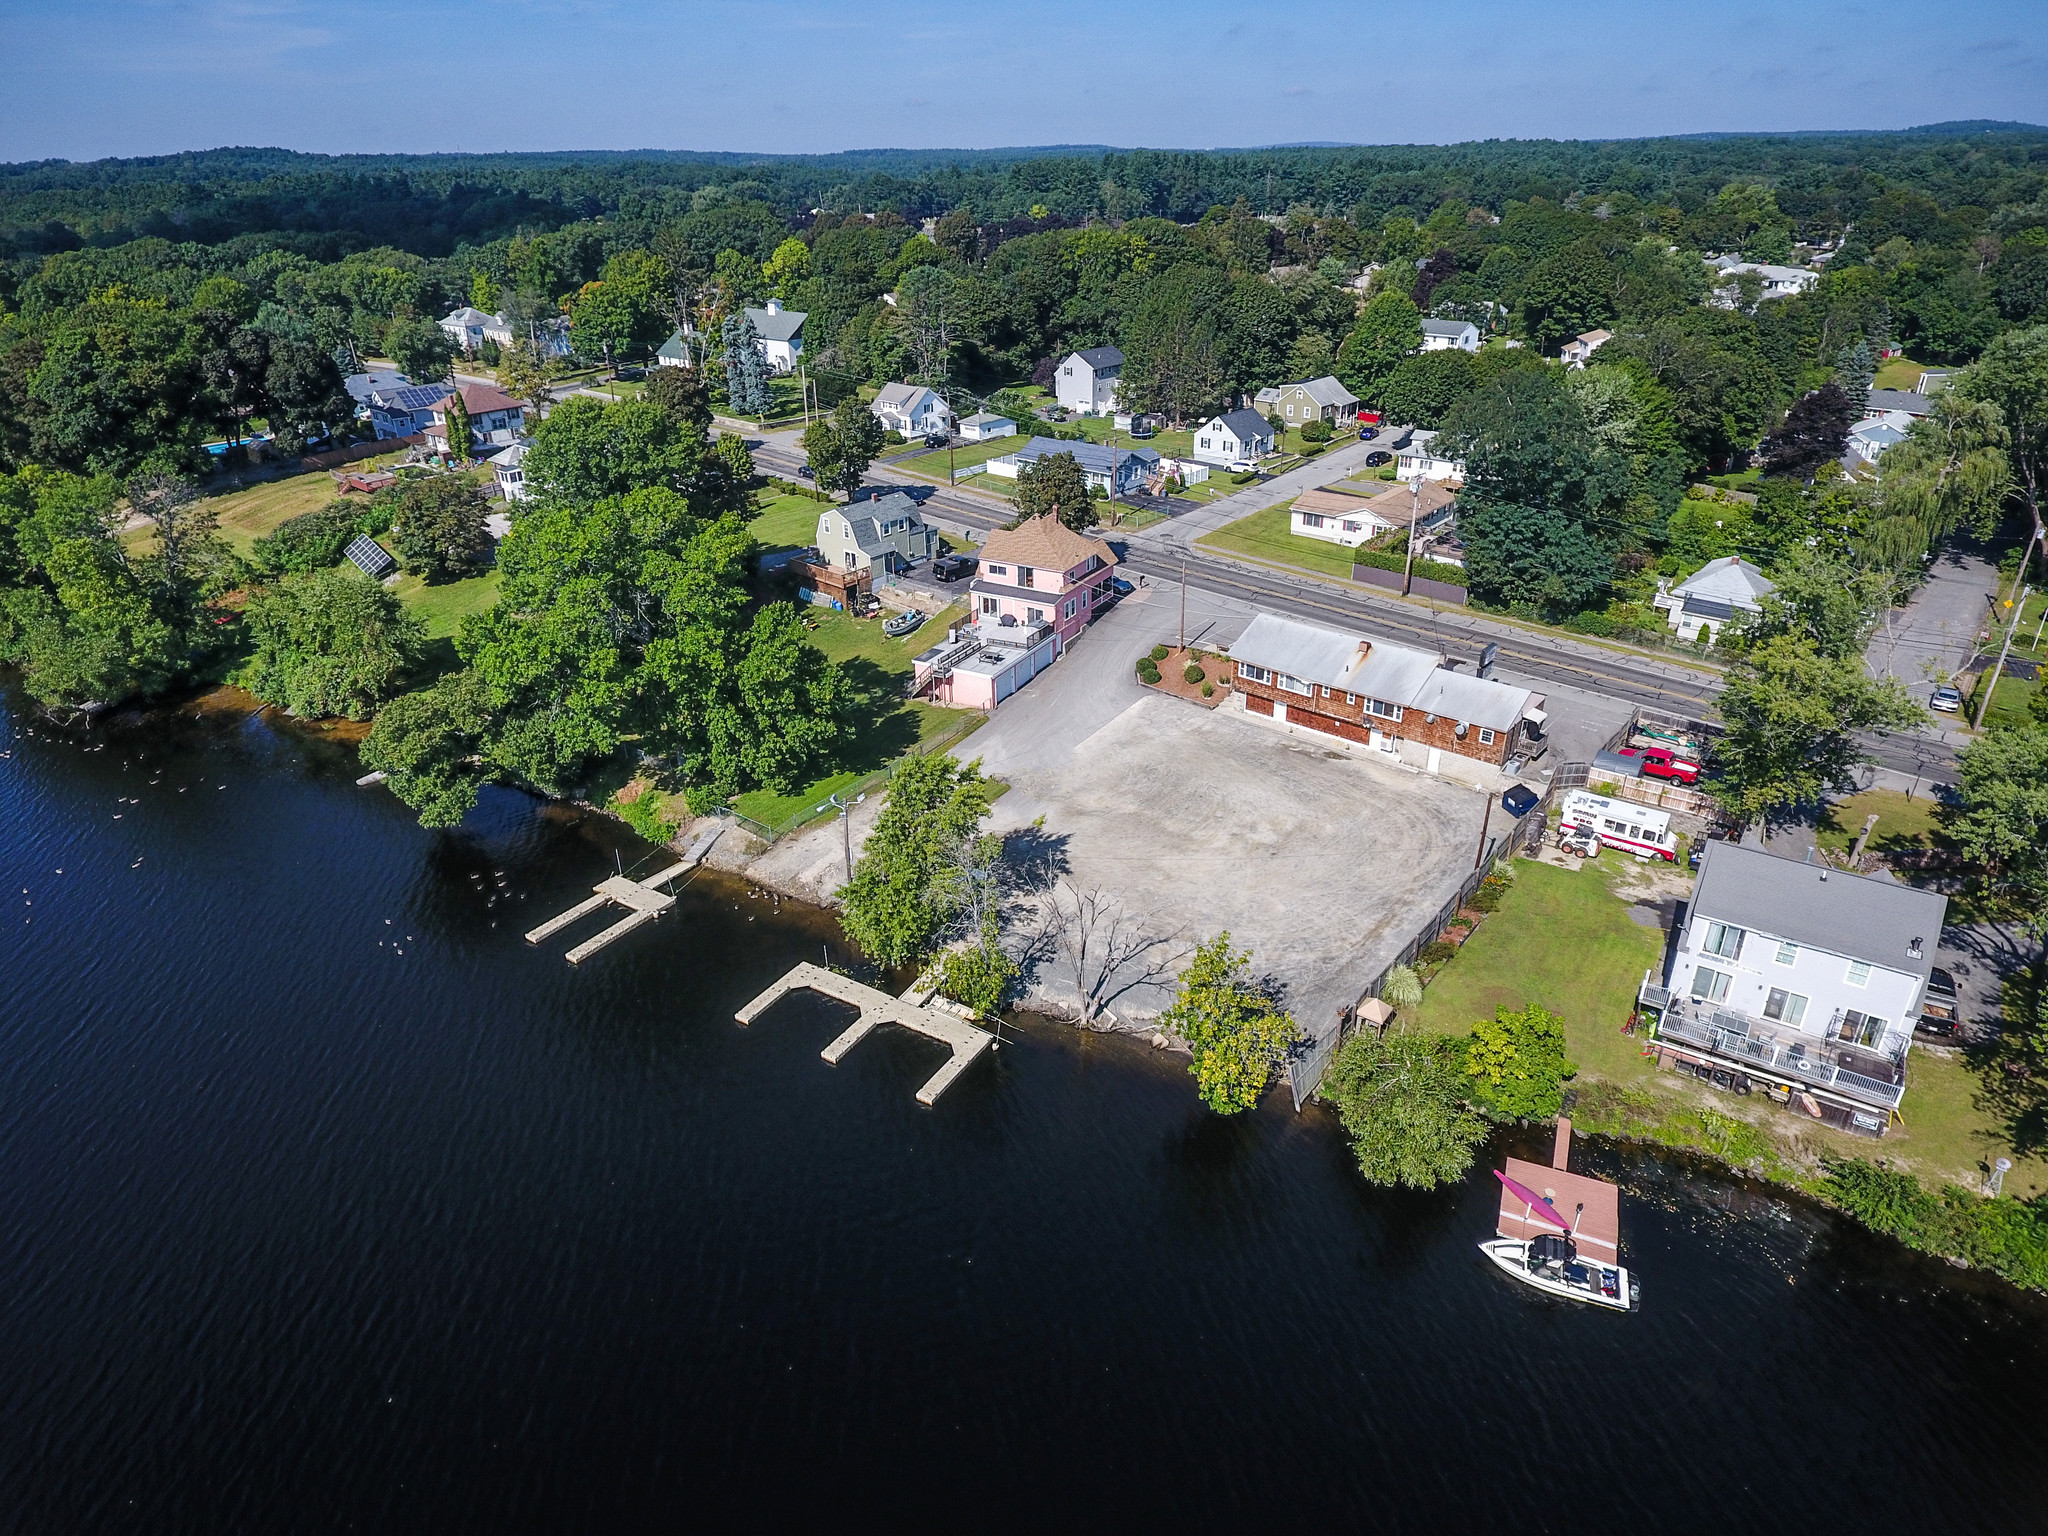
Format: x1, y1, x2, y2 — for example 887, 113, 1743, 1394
1158, 933, 1299, 1115
1321, 1030, 1488, 1189
1016, 450, 1092, 529
1465, 1003, 1574, 1120
240, 566, 426, 720
838, 754, 993, 968
1336, 289, 1422, 400
385, 475, 492, 582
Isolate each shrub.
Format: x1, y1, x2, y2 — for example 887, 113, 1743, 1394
883, 429, 907, 445
1465, 1002, 1575, 1121
1183, 662, 1204, 685
1201, 681, 1214, 698
1301, 419, 1331, 442
1350, 545, 1468, 587
936, 944, 1016, 1017
251, 500, 371, 575
1302, 444, 1325, 456
613, 783, 680, 844
1232, 470, 1260, 484
1377, 465, 1399, 480
1149, 644, 1170, 662
1137, 659, 1161, 684
1417, 939, 1458, 967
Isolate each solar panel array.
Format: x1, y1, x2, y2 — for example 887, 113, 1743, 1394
344, 534, 397, 580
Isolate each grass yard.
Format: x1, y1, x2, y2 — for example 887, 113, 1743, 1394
1815, 787, 1945, 861
729, 601, 978, 830
897, 433, 1030, 478
1196, 501, 1363, 582
1404, 858, 1666, 1088
1969, 666, 2041, 729
201, 452, 413, 554
393, 567, 503, 639
954, 471, 1018, 499
748, 492, 826, 552
1875, 355, 1928, 391
1347, 464, 1402, 486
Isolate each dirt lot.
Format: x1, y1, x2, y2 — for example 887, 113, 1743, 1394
981, 690, 1490, 1033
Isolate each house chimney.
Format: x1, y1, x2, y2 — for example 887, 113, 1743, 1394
765, 298, 782, 314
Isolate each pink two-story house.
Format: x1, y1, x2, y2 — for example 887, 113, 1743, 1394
913, 515, 1119, 710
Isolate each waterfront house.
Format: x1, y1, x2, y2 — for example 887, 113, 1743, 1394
1053, 346, 1123, 416
1225, 613, 1535, 769
1638, 841, 1949, 1136
1419, 319, 1481, 352
869, 383, 955, 438
1289, 480, 1456, 547
743, 300, 807, 373
916, 514, 1116, 710
985, 436, 1161, 497
1652, 556, 1774, 644
1254, 375, 1361, 426
1192, 408, 1276, 467
814, 491, 938, 574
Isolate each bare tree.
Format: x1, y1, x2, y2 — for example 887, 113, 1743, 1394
1041, 880, 1189, 1029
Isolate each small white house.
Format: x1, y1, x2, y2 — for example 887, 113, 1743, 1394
1054, 346, 1123, 416
958, 412, 1016, 442
743, 299, 807, 374
870, 383, 955, 438
1289, 481, 1456, 547
1395, 430, 1464, 482
1419, 319, 1481, 353
656, 327, 699, 369
1561, 329, 1613, 367
1653, 556, 1775, 643
1192, 408, 1276, 468
489, 440, 532, 503
1707, 258, 1819, 306
986, 436, 1160, 496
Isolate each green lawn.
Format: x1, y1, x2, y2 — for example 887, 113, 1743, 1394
729, 601, 978, 830
1196, 501, 1363, 581
393, 568, 504, 639
954, 471, 1018, 499
1815, 787, 1945, 860
1347, 464, 1402, 486
898, 434, 1030, 478
1405, 859, 1666, 1088
1875, 355, 1928, 391
200, 450, 416, 554
748, 492, 826, 552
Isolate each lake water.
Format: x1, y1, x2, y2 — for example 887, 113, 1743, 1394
2, 687, 2044, 1533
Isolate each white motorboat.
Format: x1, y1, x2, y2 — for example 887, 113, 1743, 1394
1479, 1234, 1639, 1312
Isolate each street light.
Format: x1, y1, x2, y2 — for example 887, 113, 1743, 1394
815, 791, 866, 879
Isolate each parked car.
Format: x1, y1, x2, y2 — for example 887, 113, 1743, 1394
796, 464, 815, 479
1364, 451, 1393, 467
932, 553, 977, 582
882, 609, 927, 638
1110, 576, 1135, 599
924, 433, 949, 449
1359, 426, 1378, 440
1929, 684, 1963, 713
1916, 967, 1961, 1037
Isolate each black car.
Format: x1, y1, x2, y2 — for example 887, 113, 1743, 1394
932, 553, 977, 582
1364, 450, 1393, 467
924, 433, 949, 449
796, 464, 815, 479
1358, 426, 1378, 441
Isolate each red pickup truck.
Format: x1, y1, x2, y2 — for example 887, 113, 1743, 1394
1613, 746, 1701, 784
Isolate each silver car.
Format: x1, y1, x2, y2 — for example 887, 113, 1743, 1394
1929, 684, 1963, 714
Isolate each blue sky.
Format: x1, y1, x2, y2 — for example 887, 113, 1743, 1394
3, 0, 2044, 163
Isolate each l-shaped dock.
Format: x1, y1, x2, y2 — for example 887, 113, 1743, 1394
735, 962, 994, 1105
524, 827, 720, 963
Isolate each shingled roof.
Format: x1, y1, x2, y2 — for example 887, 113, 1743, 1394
979, 514, 1119, 575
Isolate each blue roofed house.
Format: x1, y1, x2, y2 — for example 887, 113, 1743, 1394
1653, 556, 1775, 644
985, 436, 1161, 496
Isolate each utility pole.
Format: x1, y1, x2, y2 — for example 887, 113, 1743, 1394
1179, 556, 1188, 651
800, 357, 811, 427
1472, 790, 1495, 871
1401, 472, 1421, 596
1973, 582, 2031, 730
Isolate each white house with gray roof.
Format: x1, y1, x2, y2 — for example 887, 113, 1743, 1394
1653, 556, 1775, 643
1054, 346, 1124, 415
1192, 408, 1276, 467
985, 436, 1161, 495
1419, 319, 1481, 352
744, 299, 807, 373
1255, 375, 1361, 426
869, 383, 955, 437
1642, 841, 1948, 1136
815, 491, 937, 574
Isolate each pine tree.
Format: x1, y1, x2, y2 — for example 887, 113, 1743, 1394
1836, 339, 1874, 417
721, 313, 772, 419
442, 387, 472, 462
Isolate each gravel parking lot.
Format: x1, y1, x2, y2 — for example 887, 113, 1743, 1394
976, 655, 1491, 1038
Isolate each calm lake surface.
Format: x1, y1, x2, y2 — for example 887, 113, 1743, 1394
2, 686, 2044, 1533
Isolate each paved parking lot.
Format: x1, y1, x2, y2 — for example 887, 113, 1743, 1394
970, 596, 1491, 1035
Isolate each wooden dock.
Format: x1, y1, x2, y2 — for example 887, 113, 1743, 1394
735, 962, 993, 1105
523, 827, 721, 963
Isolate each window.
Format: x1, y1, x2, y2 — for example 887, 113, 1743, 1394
1285, 403, 1296, 417
980, 597, 998, 615
1478, 728, 1496, 745
1063, 599, 1077, 619
1837, 1010, 1886, 1046
1690, 967, 1731, 1003
1277, 672, 1312, 696
1763, 989, 1809, 1027
986, 564, 1007, 577
1846, 960, 1871, 987
1775, 941, 1797, 966
1703, 922, 1744, 960
1301, 513, 1325, 529
1026, 607, 1045, 625
1344, 692, 1357, 705
1199, 437, 1211, 449
1018, 567, 1035, 588
1238, 662, 1271, 684
1342, 521, 1359, 532
1367, 698, 1402, 720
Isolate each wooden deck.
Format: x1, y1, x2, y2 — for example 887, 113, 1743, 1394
522, 827, 721, 963
1496, 1122, 1620, 1259
735, 962, 994, 1105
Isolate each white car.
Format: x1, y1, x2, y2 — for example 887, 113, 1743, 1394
1929, 684, 1964, 714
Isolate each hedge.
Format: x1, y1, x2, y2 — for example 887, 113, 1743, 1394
1351, 545, 1468, 588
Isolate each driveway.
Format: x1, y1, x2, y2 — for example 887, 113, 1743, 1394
1139, 432, 1397, 552
1866, 545, 1999, 690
